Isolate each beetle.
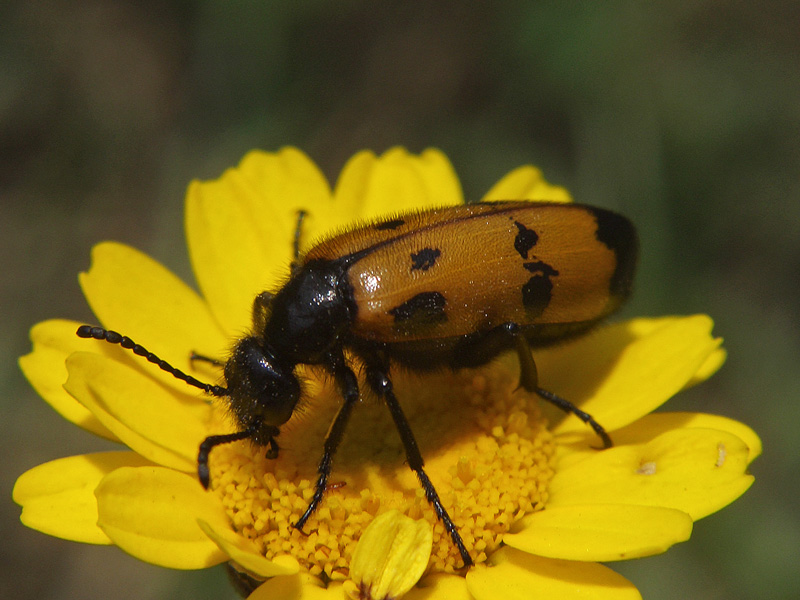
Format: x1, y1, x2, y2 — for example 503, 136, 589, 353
78, 200, 638, 568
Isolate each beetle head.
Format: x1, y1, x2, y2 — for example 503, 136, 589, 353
224, 336, 300, 434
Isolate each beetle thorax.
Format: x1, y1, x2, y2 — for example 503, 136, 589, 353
264, 259, 354, 363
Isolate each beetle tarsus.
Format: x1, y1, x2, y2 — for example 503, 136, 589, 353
190, 352, 224, 367
515, 332, 613, 448
534, 386, 613, 448
198, 428, 259, 489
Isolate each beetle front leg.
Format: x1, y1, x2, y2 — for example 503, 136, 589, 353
295, 349, 359, 531
198, 423, 262, 489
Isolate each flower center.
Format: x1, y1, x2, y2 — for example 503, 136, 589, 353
209, 358, 555, 581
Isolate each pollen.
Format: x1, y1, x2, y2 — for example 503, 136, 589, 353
209, 359, 556, 581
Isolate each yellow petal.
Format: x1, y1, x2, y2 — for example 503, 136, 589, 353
467, 547, 641, 600
404, 147, 463, 208
542, 315, 721, 436
94, 466, 230, 569
611, 412, 762, 464
482, 165, 572, 202
13, 451, 151, 544
78, 242, 228, 394
405, 573, 472, 600
321, 149, 376, 228
248, 573, 338, 600
197, 519, 299, 578
186, 148, 331, 333
64, 352, 210, 473
549, 428, 754, 520
505, 504, 692, 561
348, 510, 433, 600
333, 147, 462, 225
684, 346, 727, 389
19, 319, 115, 440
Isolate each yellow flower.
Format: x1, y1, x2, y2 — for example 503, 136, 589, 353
14, 147, 760, 599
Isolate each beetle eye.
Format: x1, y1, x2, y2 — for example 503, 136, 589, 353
224, 337, 300, 426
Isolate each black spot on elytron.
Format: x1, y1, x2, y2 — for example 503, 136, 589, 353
522, 260, 559, 277
374, 218, 406, 231
513, 220, 539, 259
521, 261, 560, 318
410, 247, 441, 272
388, 292, 447, 329
586, 207, 638, 299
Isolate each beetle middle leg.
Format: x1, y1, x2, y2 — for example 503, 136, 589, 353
364, 356, 474, 568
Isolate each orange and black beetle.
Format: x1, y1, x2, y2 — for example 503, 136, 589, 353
78, 201, 637, 567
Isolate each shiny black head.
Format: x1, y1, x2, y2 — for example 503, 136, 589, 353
223, 336, 301, 444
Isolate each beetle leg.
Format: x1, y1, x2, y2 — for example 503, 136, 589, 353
290, 209, 307, 275
197, 422, 262, 489
264, 435, 280, 459
513, 331, 539, 390
450, 322, 524, 369
364, 360, 474, 568
295, 349, 359, 531
189, 352, 224, 367
250, 291, 274, 333
514, 334, 613, 449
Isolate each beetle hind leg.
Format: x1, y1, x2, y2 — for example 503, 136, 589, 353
514, 335, 613, 449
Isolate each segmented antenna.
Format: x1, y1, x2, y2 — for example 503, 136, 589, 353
76, 325, 228, 397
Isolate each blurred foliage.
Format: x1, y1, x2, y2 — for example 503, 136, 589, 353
2, 1, 798, 599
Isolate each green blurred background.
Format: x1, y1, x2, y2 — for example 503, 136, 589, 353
2, 1, 797, 598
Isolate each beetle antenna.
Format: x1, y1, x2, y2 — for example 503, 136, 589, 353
76, 325, 228, 397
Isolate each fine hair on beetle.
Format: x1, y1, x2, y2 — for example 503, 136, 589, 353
77, 201, 638, 568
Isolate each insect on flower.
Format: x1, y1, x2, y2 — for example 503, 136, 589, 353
78, 200, 638, 568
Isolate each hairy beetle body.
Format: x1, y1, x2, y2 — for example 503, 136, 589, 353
79, 200, 638, 568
